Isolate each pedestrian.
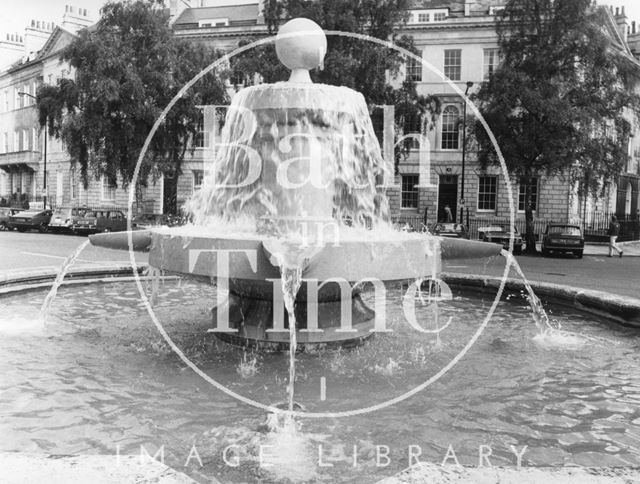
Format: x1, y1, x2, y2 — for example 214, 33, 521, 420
444, 205, 453, 223
608, 215, 623, 257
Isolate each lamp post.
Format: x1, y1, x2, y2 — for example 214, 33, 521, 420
460, 81, 474, 225
18, 91, 46, 209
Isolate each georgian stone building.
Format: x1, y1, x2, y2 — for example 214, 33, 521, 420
0, 5, 162, 213
171, 0, 640, 230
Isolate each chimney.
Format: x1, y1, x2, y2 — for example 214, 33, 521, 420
61, 4, 94, 33
24, 19, 54, 60
614, 5, 628, 43
0, 32, 24, 69
464, 0, 475, 16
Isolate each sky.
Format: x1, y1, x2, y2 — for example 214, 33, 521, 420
2, 0, 640, 38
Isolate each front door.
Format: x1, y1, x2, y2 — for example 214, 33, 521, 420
438, 175, 458, 223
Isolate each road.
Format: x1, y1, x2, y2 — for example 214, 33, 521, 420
0, 230, 148, 274
0, 231, 638, 299
443, 250, 640, 299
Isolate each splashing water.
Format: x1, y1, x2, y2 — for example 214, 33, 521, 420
144, 266, 164, 306
237, 351, 260, 378
501, 249, 559, 334
40, 240, 91, 321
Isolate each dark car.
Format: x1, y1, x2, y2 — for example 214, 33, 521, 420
73, 209, 127, 234
132, 213, 170, 229
7, 209, 53, 232
542, 224, 584, 258
480, 224, 523, 254
429, 223, 469, 239
48, 206, 92, 233
0, 208, 23, 231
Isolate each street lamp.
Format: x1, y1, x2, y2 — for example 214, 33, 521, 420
18, 91, 46, 210
460, 81, 474, 225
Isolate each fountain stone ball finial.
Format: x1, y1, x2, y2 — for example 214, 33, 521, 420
275, 18, 327, 83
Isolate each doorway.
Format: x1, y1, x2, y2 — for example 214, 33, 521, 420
437, 175, 458, 222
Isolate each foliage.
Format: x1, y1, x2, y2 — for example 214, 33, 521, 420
471, 0, 640, 252
36, 0, 229, 212
231, 0, 441, 173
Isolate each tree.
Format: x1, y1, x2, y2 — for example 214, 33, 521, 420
231, 0, 441, 174
36, 0, 229, 213
471, 0, 640, 253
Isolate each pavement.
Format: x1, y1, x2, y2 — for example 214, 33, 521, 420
582, 240, 640, 257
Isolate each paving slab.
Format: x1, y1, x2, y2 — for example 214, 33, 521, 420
0, 453, 197, 484
377, 463, 640, 484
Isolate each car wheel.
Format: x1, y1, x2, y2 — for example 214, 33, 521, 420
514, 246, 522, 255
38, 224, 48, 233
542, 247, 550, 257
103, 227, 111, 233
17, 228, 26, 232
0, 222, 6, 231
574, 250, 583, 259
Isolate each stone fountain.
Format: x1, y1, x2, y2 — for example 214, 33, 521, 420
89, 18, 501, 350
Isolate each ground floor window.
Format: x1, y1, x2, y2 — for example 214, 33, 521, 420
193, 169, 204, 190
477, 176, 497, 211
518, 177, 538, 212
102, 176, 116, 201
401, 174, 419, 209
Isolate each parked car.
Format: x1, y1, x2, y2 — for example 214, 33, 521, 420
7, 209, 53, 232
480, 224, 523, 254
48, 206, 92, 233
429, 223, 469, 239
0, 208, 23, 230
72, 209, 127, 234
542, 224, 584, 258
132, 213, 170, 229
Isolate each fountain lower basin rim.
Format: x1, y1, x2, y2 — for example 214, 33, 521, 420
90, 229, 501, 283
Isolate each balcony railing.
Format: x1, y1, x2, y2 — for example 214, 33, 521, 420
0, 150, 41, 169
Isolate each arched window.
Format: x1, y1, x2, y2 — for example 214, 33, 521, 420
441, 106, 460, 150
625, 182, 632, 215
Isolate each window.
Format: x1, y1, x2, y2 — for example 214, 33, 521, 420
2, 90, 7, 112
518, 178, 538, 212
406, 51, 423, 82
32, 128, 38, 151
2, 133, 7, 153
199, 18, 229, 27
193, 169, 204, 190
483, 49, 499, 80
434, 12, 447, 21
70, 169, 78, 199
401, 174, 419, 209
444, 49, 461, 81
23, 129, 29, 150
14, 88, 21, 109
403, 113, 422, 149
13, 130, 19, 151
102, 177, 117, 201
417, 13, 430, 22
441, 106, 460, 150
22, 85, 29, 106
194, 110, 206, 148
477, 176, 497, 211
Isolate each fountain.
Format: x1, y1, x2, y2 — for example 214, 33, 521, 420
4, 18, 640, 484
89, 18, 502, 351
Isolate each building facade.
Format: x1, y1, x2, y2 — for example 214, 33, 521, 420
2, 0, 637, 229
0, 5, 162, 213
172, 0, 640, 234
